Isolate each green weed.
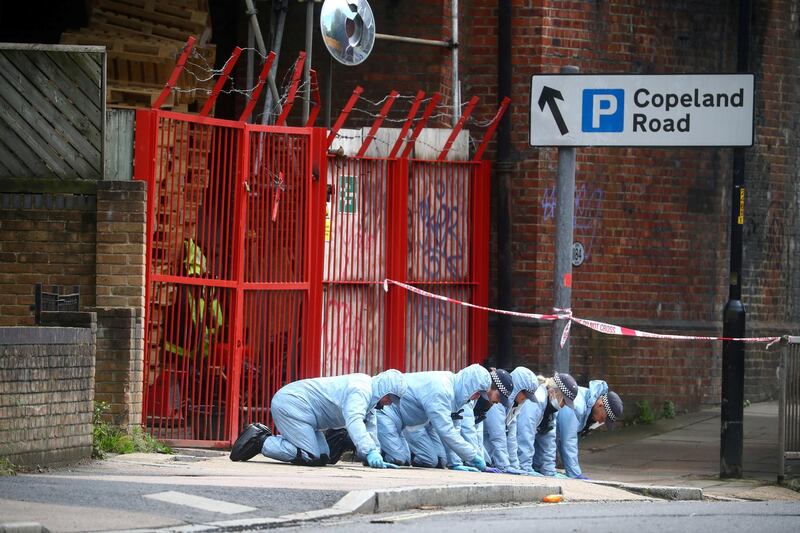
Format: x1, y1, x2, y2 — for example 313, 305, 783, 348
93, 402, 173, 458
661, 400, 676, 419
635, 400, 656, 425
0, 457, 16, 476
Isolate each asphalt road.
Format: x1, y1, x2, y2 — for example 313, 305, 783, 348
285, 500, 800, 533
0, 474, 345, 523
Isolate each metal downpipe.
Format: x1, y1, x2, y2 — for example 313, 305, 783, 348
495, 0, 513, 369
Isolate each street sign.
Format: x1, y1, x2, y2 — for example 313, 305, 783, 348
530, 74, 754, 147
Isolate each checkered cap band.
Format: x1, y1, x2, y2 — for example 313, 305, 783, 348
602, 394, 617, 421
490, 370, 511, 397
553, 373, 577, 401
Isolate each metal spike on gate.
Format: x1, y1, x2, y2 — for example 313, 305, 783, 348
152, 36, 197, 110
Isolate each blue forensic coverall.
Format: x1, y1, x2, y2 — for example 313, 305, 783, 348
515, 382, 557, 474
459, 401, 485, 464
482, 367, 538, 472
262, 369, 407, 464
556, 380, 608, 478
377, 364, 491, 468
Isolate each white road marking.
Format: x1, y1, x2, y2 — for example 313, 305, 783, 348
143, 491, 257, 515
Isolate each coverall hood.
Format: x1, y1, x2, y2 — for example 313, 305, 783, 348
508, 367, 539, 409
452, 364, 491, 408
371, 369, 407, 406
584, 380, 610, 428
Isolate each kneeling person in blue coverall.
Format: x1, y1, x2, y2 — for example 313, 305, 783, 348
230, 369, 407, 469
376, 364, 507, 472
556, 382, 623, 479
481, 366, 540, 474
516, 372, 579, 477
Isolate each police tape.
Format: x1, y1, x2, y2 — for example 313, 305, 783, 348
383, 279, 783, 347
383, 279, 567, 321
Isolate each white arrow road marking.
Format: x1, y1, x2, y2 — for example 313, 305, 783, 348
144, 491, 257, 515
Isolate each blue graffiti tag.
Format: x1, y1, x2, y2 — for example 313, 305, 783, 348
541, 183, 604, 260
418, 180, 464, 279
414, 295, 457, 346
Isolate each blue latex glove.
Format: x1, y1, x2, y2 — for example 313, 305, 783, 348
503, 467, 527, 475
366, 450, 386, 469
467, 454, 487, 471
575, 474, 591, 480
553, 472, 569, 479
483, 467, 503, 474
451, 465, 480, 472
525, 469, 544, 477
383, 462, 400, 469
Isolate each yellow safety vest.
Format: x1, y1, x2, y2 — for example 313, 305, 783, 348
165, 239, 223, 357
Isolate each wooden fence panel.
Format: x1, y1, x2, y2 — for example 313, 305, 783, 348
0, 44, 105, 180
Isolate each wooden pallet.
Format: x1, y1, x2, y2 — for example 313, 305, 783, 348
94, 0, 210, 31
62, 0, 217, 113
61, 30, 215, 62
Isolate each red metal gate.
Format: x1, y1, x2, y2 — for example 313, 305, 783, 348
322, 155, 491, 376
135, 39, 505, 445
135, 108, 324, 446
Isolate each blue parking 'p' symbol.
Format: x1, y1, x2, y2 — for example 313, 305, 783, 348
582, 89, 624, 132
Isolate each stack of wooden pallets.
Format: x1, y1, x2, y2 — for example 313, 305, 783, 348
61, 0, 217, 112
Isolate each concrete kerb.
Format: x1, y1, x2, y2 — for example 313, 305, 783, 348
109, 483, 562, 533
0, 523, 51, 533
587, 480, 704, 500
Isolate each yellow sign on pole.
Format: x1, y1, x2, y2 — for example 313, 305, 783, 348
737, 188, 745, 225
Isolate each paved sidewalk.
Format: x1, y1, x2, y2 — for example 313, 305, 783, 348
579, 401, 799, 500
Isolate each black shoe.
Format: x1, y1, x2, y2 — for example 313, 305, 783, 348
325, 428, 355, 464
230, 423, 271, 462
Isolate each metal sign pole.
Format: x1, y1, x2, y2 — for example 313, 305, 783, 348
720, 0, 751, 479
551, 66, 578, 373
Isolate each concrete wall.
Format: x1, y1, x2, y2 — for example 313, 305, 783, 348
0, 315, 96, 467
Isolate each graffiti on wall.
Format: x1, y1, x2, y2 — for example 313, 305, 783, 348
417, 179, 465, 279
542, 183, 604, 261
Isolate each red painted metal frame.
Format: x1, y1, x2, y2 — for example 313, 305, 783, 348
389, 91, 425, 159
275, 52, 307, 126
305, 70, 322, 127
357, 91, 399, 157
152, 36, 196, 110
472, 96, 511, 162
470, 160, 491, 364
385, 157, 409, 371
326, 86, 365, 148
239, 51, 277, 122
200, 47, 243, 118
438, 96, 479, 161
400, 93, 443, 159
138, 104, 324, 446
139, 44, 495, 438
305, 128, 327, 378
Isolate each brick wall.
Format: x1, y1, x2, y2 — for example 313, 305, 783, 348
264, 0, 800, 412
95, 180, 147, 309
469, 0, 799, 412
94, 307, 144, 429
0, 317, 96, 467
93, 181, 146, 428
0, 192, 97, 326
740, 0, 800, 401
